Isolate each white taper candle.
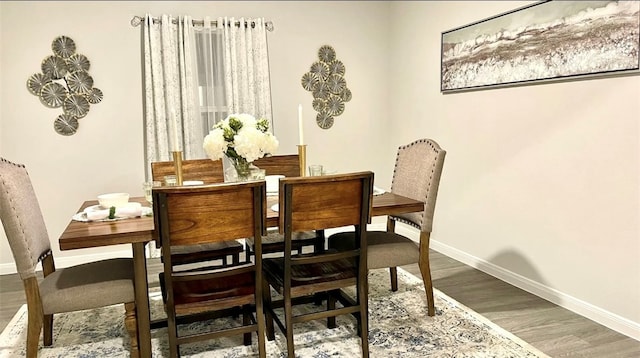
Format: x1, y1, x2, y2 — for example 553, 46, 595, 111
298, 104, 304, 145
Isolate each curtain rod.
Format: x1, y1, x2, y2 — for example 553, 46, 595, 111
130, 15, 274, 32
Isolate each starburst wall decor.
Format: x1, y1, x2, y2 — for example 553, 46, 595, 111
27, 36, 103, 136
301, 45, 351, 129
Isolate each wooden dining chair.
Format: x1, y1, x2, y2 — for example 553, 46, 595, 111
328, 139, 446, 316
262, 171, 374, 358
152, 181, 267, 358
245, 154, 326, 258
151, 158, 244, 267
0, 158, 139, 358
151, 158, 225, 184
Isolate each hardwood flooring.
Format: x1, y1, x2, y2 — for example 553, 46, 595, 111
1, 249, 638, 357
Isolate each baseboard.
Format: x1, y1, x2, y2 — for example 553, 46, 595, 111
389, 224, 640, 341
0, 249, 133, 275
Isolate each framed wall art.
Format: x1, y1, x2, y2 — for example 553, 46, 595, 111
441, 1, 640, 93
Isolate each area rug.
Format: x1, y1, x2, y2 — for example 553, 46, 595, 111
0, 268, 549, 357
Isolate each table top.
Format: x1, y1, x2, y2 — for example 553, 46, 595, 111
59, 192, 423, 251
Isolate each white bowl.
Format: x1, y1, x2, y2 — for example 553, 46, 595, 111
97, 192, 130, 209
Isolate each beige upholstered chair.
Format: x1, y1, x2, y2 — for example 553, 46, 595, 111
0, 158, 139, 357
328, 139, 446, 316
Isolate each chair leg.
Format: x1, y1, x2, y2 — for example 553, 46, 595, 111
124, 302, 139, 358
24, 277, 42, 358
389, 267, 398, 291
284, 291, 295, 358
243, 305, 252, 346
358, 276, 370, 357
167, 309, 180, 358
43, 314, 53, 346
418, 232, 435, 316
327, 290, 336, 329
419, 260, 435, 316
26, 309, 42, 358
262, 279, 275, 341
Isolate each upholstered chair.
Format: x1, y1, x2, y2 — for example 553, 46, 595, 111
0, 157, 139, 357
328, 139, 446, 316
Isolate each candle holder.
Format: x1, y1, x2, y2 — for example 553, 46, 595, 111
172, 151, 184, 185
297, 145, 307, 177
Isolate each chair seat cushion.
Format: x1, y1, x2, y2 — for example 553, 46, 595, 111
40, 258, 135, 315
328, 231, 419, 269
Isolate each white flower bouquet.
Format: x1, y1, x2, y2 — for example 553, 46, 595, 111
203, 113, 279, 179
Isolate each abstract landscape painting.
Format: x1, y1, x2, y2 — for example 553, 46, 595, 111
441, 1, 640, 92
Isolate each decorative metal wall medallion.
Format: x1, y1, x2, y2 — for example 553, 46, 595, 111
301, 45, 350, 129
316, 112, 334, 129
40, 82, 67, 108
27, 35, 103, 136
54, 113, 79, 136
27, 73, 52, 96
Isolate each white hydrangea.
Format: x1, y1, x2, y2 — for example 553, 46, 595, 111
202, 113, 279, 163
202, 128, 228, 161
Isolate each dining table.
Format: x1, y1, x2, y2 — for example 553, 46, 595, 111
58, 191, 424, 357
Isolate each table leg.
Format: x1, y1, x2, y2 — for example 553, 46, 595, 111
133, 242, 152, 357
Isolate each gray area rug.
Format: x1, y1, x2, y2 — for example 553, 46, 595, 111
0, 268, 549, 357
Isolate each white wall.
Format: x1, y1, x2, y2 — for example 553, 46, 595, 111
1, 0, 638, 341
388, 0, 640, 339
0, 1, 391, 265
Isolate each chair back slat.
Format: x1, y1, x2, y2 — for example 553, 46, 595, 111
254, 154, 300, 177
151, 159, 224, 184
284, 179, 366, 232
153, 182, 265, 247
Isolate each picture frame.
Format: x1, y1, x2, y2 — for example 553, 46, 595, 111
440, 1, 640, 93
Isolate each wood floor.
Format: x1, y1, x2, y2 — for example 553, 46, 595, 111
1, 249, 638, 357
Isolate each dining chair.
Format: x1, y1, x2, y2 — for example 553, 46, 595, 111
262, 171, 373, 358
245, 154, 326, 258
152, 181, 267, 358
151, 158, 244, 267
0, 157, 139, 358
328, 138, 446, 316
151, 158, 225, 184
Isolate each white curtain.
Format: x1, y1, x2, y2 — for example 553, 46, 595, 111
220, 17, 273, 127
193, 17, 228, 136
143, 14, 273, 178
143, 14, 200, 179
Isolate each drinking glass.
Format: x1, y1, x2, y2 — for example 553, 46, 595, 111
164, 175, 177, 186
143, 181, 161, 204
309, 164, 323, 176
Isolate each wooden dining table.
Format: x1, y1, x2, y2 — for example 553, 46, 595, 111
58, 191, 424, 357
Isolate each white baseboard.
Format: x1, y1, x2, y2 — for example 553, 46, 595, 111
390, 225, 640, 341
0, 249, 133, 275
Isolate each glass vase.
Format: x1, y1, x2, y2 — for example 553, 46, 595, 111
231, 157, 252, 182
